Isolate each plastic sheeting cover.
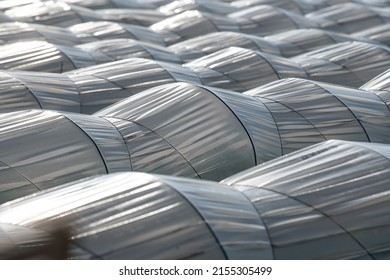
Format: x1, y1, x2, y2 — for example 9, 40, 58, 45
223, 140, 390, 259
96, 82, 256, 180
265, 28, 371, 57
0, 173, 231, 259
76, 39, 182, 64
305, 3, 390, 34
151, 10, 242, 41
169, 31, 281, 62
69, 21, 181, 46
97, 9, 166, 27
228, 5, 318, 36
185, 47, 307, 91
0, 22, 82, 46
360, 69, 390, 109
244, 78, 390, 154
159, 0, 238, 16
0, 110, 107, 194
0, 71, 80, 113
353, 23, 390, 47
66, 58, 201, 113
4, 2, 103, 27
292, 41, 390, 88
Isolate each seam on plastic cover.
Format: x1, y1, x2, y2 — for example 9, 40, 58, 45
260, 186, 375, 259
202, 86, 258, 165
0, 160, 41, 192
259, 96, 328, 140
318, 83, 371, 142
105, 116, 200, 178
62, 115, 109, 174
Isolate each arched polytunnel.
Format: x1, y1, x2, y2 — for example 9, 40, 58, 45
227, 5, 318, 36
0, 81, 278, 199
185, 47, 307, 91
0, 71, 81, 113
0, 22, 83, 46
305, 3, 390, 34
150, 10, 245, 41
292, 41, 390, 87
0, 41, 115, 73
68, 21, 180, 46
0, 58, 207, 113
264, 28, 372, 57
244, 77, 390, 153
230, 0, 317, 15
0, 39, 184, 73
0, 110, 118, 203
158, 0, 238, 16
222, 139, 390, 259
0, 82, 279, 202
2, 78, 390, 189
55, 0, 164, 10
0, 140, 389, 259
75, 39, 182, 64
0, 0, 168, 11
96, 8, 166, 26
4, 2, 103, 27
168, 31, 282, 62
66, 58, 203, 112
0, 172, 271, 260
352, 23, 390, 47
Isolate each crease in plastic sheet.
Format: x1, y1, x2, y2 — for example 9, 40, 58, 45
292, 41, 390, 88
169, 31, 281, 63
228, 5, 318, 36
163, 175, 273, 259
0, 173, 227, 260
353, 23, 390, 47
97, 8, 166, 27
244, 78, 390, 151
0, 110, 107, 192
305, 3, 390, 34
264, 28, 370, 57
103, 117, 199, 178
3, 71, 81, 113
97, 82, 255, 180
76, 39, 182, 64
4, 2, 103, 27
64, 113, 131, 173
185, 47, 306, 91
223, 140, 390, 259
208, 86, 282, 163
